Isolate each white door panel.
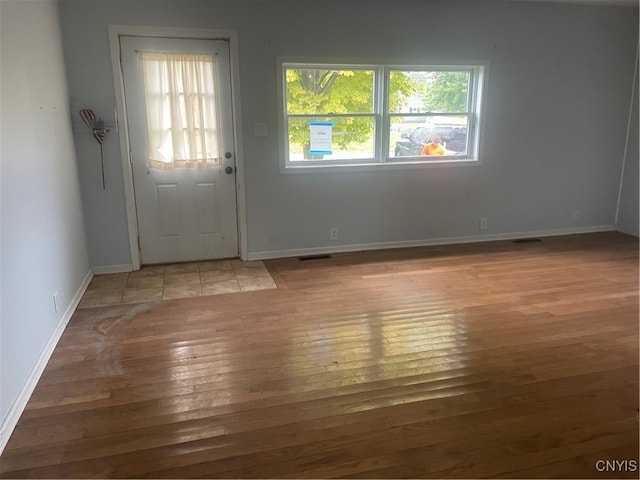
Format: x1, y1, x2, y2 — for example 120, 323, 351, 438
156, 183, 181, 237
121, 36, 238, 264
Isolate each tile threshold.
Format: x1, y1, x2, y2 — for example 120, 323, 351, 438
78, 259, 276, 309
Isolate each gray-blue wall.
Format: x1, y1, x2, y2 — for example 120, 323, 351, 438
617, 57, 639, 237
59, 0, 638, 267
1, 0, 90, 440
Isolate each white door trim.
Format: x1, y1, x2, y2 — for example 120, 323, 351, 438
108, 25, 248, 269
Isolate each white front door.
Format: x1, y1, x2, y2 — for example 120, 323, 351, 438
121, 36, 238, 265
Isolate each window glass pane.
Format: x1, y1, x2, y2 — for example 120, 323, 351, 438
389, 115, 468, 157
389, 70, 470, 114
285, 67, 374, 115
288, 116, 375, 161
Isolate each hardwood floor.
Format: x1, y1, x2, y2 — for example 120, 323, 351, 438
1, 232, 638, 478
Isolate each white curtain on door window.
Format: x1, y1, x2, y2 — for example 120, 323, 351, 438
139, 52, 221, 169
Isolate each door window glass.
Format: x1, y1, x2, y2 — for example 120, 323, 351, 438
140, 52, 221, 168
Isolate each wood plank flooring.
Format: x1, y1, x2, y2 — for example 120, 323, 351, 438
1, 232, 638, 478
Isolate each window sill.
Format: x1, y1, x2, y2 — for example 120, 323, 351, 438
280, 157, 482, 174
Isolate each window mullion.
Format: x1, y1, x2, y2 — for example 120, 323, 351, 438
378, 65, 390, 163
468, 68, 479, 157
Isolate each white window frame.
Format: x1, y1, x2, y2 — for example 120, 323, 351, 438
277, 58, 487, 174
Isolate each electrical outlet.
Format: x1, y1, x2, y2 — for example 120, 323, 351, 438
330, 227, 338, 240
52, 292, 59, 314
479, 217, 488, 231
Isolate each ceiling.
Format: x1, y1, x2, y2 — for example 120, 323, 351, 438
501, 0, 638, 6
79, 0, 640, 7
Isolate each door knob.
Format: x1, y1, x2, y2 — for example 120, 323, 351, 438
224, 166, 234, 175
225, 152, 232, 159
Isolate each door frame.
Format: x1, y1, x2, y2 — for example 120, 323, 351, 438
108, 25, 248, 270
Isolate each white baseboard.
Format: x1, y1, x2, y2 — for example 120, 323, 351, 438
92, 264, 133, 275
0, 269, 93, 455
247, 225, 615, 261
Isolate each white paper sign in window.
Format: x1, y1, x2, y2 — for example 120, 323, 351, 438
309, 121, 334, 155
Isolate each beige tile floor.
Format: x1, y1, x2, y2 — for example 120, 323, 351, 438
78, 259, 277, 309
